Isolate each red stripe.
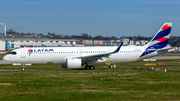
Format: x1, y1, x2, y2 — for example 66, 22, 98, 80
156, 37, 168, 41
161, 25, 171, 30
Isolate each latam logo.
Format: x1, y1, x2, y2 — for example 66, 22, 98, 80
28, 49, 54, 56
33, 49, 54, 52
28, 49, 33, 56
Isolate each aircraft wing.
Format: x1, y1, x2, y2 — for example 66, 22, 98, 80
77, 42, 123, 61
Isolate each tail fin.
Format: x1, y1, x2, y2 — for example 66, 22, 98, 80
140, 22, 172, 57
6, 42, 12, 48
147, 22, 172, 48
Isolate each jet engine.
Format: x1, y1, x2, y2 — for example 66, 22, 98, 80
61, 58, 82, 68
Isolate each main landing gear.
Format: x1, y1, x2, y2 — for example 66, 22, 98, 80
85, 65, 95, 70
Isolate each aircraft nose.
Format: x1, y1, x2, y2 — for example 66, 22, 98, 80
3, 56, 7, 61
3, 55, 9, 61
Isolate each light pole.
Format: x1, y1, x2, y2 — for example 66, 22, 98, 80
0, 23, 6, 36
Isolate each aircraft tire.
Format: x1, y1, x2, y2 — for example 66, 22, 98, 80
21, 68, 25, 71
90, 65, 95, 70
85, 65, 90, 70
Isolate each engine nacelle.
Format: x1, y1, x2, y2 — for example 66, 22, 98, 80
61, 58, 82, 68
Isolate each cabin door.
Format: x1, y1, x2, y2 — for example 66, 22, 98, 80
21, 49, 26, 58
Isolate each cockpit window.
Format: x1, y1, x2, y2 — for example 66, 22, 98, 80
9, 51, 17, 55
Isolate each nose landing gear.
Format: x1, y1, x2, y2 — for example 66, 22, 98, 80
21, 64, 25, 71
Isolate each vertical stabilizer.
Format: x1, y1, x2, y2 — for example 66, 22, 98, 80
6, 42, 13, 48
140, 23, 172, 57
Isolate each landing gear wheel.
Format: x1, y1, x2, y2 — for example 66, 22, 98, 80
90, 65, 95, 70
85, 65, 95, 70
21, 68, 25, 71
85, 65, 90, 70
21, 64, 25, 71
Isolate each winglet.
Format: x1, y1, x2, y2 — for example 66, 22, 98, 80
113, 42, 123, 53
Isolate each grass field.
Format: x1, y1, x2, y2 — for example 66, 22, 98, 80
0, 57, 180, 100
0, 54, 5, 60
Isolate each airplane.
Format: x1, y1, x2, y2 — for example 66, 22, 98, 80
3, 22, 174, 71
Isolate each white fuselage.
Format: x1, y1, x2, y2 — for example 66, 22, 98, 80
3, 45, 160, 64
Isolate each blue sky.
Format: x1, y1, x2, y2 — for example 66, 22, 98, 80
0, 0, 180, 37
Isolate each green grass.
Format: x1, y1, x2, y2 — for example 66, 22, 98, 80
0, 54, 5, 60
0, 59, 180, 100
